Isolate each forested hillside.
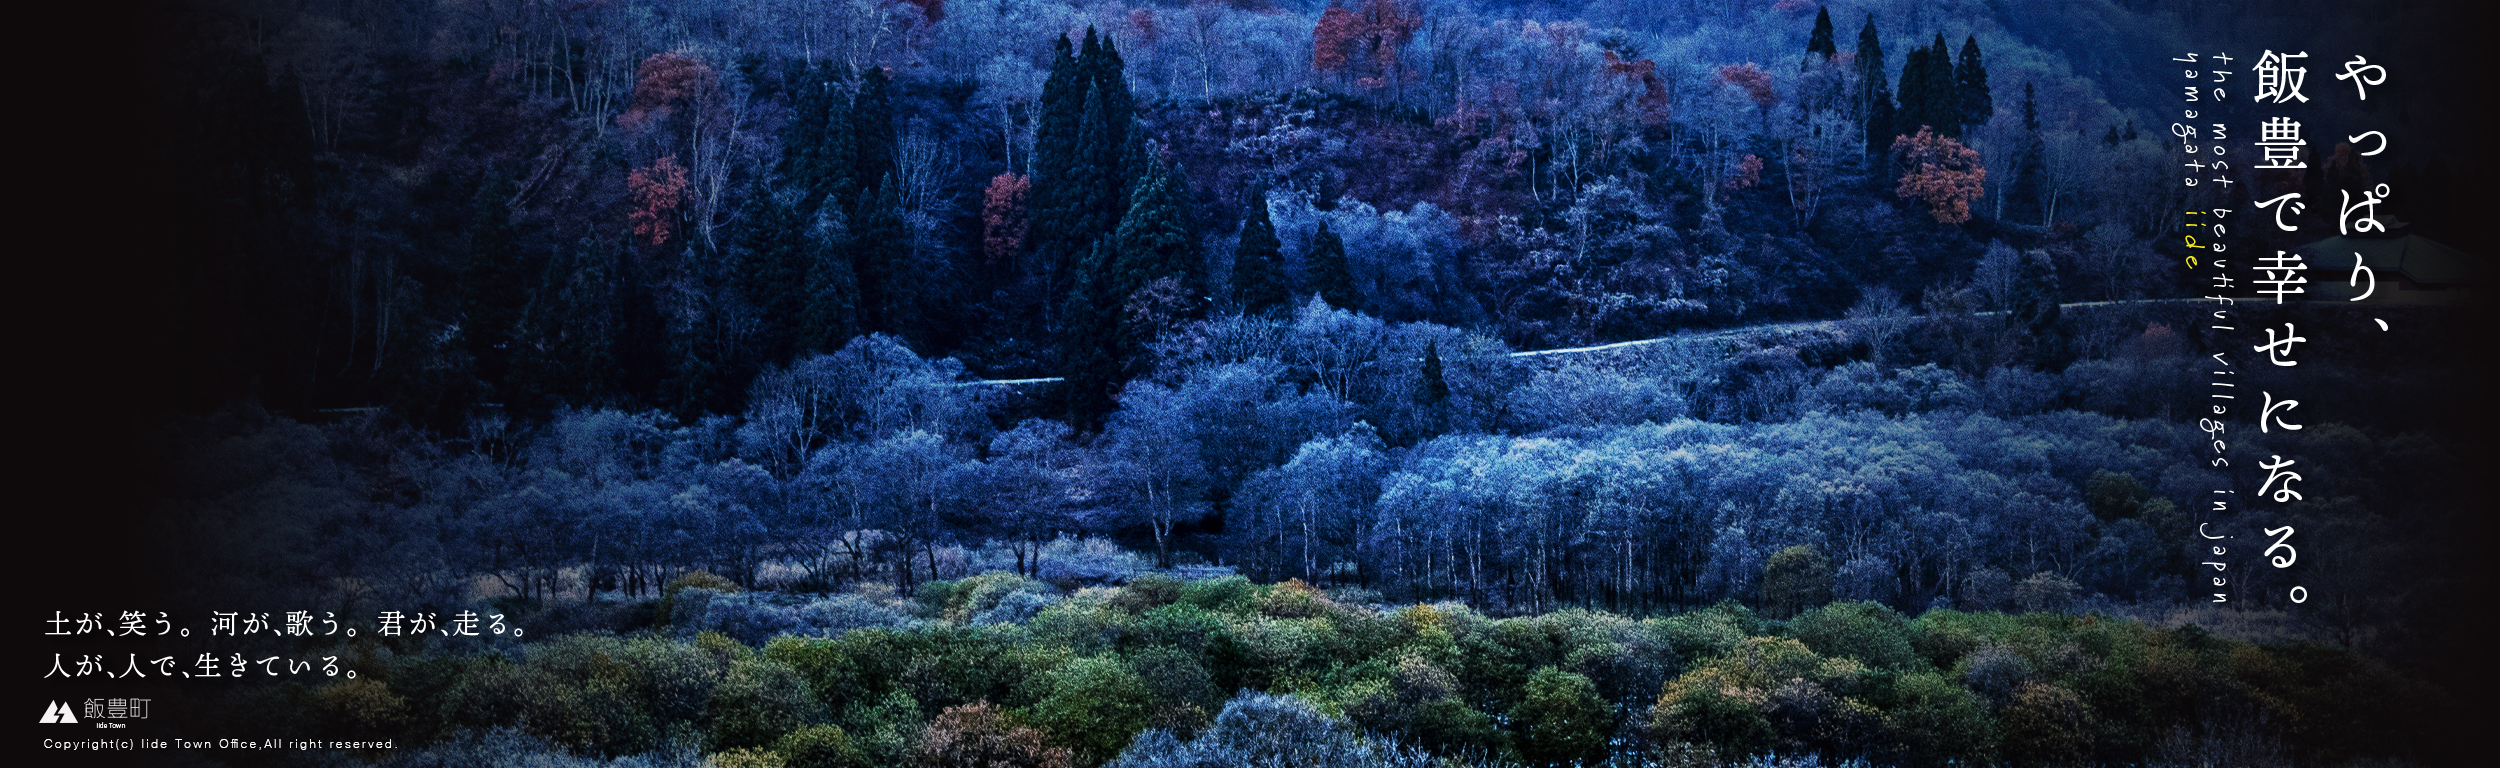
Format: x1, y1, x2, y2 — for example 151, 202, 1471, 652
146, 0, 2478, 424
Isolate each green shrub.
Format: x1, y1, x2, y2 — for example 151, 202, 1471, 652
1177, 575, 1257, 614
659, 570, 742, 623
1511, 667, 1609, 768
1030, 656, 1153, 763
1791, 601, 1922, 671
776, 723, 869, 768
708, 655, 828, 752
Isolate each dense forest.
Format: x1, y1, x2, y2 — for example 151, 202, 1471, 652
141, 0, 2480, 424
58, 0, 2492, 766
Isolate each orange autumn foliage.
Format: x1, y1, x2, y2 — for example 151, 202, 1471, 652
627, 155, 688, 246
1602, 50, 1672, 126
1893, 128, 1986, 224
617, 53, 717, 131
1313, 0, 1421, 91
1717, 62, 1777, 107
1729, 154, 1764, 189
1312, 6, 1360, 74
982, 173, 1030, 265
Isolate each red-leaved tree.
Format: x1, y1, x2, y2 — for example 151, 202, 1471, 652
617, 53, 716, 131
627, 155, 688, 245
1728, 154, 1764, 189
1717, 62, 1778, 107
1312, 5, 1361, 77
981, 173, 1030, 266
1893, 127, 1986, 224
1602, 50, 1672, 127
1313, 0, 1421, 95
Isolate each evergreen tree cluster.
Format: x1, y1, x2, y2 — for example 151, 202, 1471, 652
1854, 17, 1991, 160
1039, 28, 1206, 425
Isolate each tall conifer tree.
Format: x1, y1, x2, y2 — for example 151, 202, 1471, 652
2009, 82, 2047, 224
780, 66, 829, 186
1420, 340, 1449, 404
1898, 44, 1933, 136
1090, 31, 1134, 187
1233, 185, 1288, 314
460, 172, 531, 396
856, 176, 914, 341
1806, 7, 1838, 63
782, 64, 857, 212
1068, 84, 1119, 256
1059, 73, 1132, 422
1307, 220, 1356, 310
852, 66, 897, 197
1062, 239, 1120, 425
1031, 35, 1083, 258
1856, 15, 1895, 163
1107, 156, 1199, 369
797, 212, 858, 354
1957, 36, 1992, 137
1034, 35, 1082, 187
733, 188, 812, 364
1924, 35, 1959, 138
1113, 158, 1199, 305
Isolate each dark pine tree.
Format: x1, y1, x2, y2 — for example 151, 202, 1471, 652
1112, 158, 1197, 302
856, 176, 917, 344
1855, 15, 1895, 164
1117, 119, 1152, 217
1030, 34, 1083, 257
1035, 34, 1082, 180
1899, 36, 1960, 140
2009, 83, 2047, 224
2011, 249, 2065, 369
1067, 83, 1121, 264
851, 66, 897, 205
1062, 239, 1121, 427
1420, 339, 1450, 404
796, 206, 859, 355
459, 171, 534, 401
1088, 30, 1135, 191
1806, 7, 1838, 62
1897, 43, 1932, 135
780, 63, 830, 175
734, 188, 813, 366
782, 63, 857, 213
508, 237, 622, 419
1923, 35, 1959, 139
1956, 36, 1992, 137
1866, 84, 1897, 173
1110, 156, 1201, 366
1307, 220, 1357, 310
1034, 28, 1136, 345
1056, 81, 1127, 414
1854, 15, 1885, 116
1233, 185, 1289, 314
2022, 81, 2040, 133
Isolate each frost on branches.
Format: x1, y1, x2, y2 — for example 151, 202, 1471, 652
1892, 127, 1985, 224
